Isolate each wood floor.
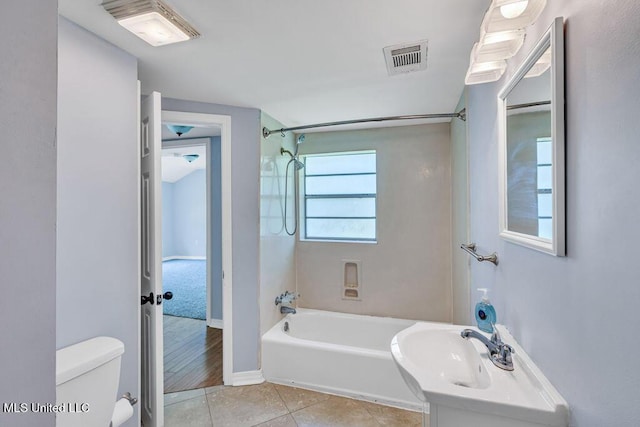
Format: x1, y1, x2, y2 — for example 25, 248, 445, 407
163, 315, 223, 394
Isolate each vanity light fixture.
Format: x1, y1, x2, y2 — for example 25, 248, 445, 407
484, 0, 547, 33
101, 0, 200, 47
465, 0, 547, 85
474, 29, 525, 62
465, 44, 507, 85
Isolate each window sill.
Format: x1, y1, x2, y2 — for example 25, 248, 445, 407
299, 238, 377, 245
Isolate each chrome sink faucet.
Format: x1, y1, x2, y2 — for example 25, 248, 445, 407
460, 326, 514, 371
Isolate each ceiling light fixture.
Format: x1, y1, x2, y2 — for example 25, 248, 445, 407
465, 0, 547, 85
102, 0, 200, 47
166, 124, 194, 136
182, 154, 199, 163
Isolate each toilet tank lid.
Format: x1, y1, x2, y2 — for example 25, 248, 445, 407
56, 337, 125, 386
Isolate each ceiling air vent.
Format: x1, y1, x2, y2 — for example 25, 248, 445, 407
383, 40, 428, 76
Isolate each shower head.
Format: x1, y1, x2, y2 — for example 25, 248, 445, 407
280, 147, 305, 170
295, 134, 305, 155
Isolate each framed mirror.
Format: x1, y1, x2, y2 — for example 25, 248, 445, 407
498, 17, 565, 256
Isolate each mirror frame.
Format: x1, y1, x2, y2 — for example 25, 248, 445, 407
498, 17, 565, 256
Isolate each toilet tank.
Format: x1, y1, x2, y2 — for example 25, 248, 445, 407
56, 337, 124, 427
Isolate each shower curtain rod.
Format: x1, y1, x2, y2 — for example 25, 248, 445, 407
262, 108, 467, 138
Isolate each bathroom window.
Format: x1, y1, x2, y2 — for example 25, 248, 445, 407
301, 151, 376, 242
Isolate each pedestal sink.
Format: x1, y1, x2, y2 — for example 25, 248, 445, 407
391, 322, 569, 427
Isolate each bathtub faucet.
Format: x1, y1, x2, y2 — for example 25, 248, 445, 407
460, 326, 514, 371
275, 290, 298, 306
280, 306, 297, 314
275, 290, 298, 314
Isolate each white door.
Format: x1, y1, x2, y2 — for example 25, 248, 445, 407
140, 91, 164, 427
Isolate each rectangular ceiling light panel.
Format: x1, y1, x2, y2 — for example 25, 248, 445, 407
102, 0, 200, 47
118, 12, 189, 46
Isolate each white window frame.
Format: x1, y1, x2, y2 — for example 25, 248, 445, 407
299, 150, 377, 243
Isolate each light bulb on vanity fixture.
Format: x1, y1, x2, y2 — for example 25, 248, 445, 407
486, 0, 547, 32
500, 0, 529, 19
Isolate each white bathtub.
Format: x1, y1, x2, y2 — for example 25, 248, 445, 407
262, 308, 423, 410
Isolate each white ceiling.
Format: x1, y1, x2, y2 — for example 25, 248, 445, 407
59, 0, 489, 128
161, 144, 207, 183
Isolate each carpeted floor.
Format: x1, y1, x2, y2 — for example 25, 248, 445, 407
162, 259, 206, 320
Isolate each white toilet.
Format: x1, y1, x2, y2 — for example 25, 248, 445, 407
56, 336, 133, 427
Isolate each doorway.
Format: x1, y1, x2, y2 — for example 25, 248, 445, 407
138, 92, 233, 426
140, 100, 233, 426
162, 111, 233, 384
160, 131, 222, 392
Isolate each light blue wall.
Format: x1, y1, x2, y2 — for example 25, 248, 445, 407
163, 98, 260, 372
56, 17, 139, 427
173, 170, 207, 257
162, 181, 175, 257
466, 1, 640, 425
163, 170, 207, 258
0, 2, 57, 426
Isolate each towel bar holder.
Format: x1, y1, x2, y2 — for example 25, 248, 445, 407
461, 243, 498, 265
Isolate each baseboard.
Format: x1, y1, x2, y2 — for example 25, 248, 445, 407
232, 370, 265, 386
162, 256, 206, 261
265, 377, 423, 412
207, 318, 223, 329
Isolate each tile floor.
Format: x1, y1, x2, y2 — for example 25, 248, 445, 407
164, 382, 425, 427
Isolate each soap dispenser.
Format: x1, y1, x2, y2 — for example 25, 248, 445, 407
475, 288, 496, 333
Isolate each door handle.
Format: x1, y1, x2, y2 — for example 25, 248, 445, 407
156, 291, 173, 305
141, 292, 154, 305
142, 291, 172, 305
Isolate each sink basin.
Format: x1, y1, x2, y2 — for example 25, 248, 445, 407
391, 322, 569, 427
394, 327, 490, 394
